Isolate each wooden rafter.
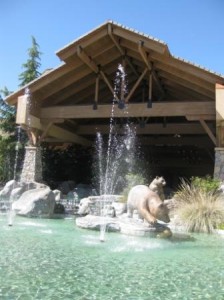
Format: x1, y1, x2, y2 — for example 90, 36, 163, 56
39, 122, 53, 142
108, 23, 138, 76
150, 51, 222, 84
112, 26, 167, 54
57, 26, 108, 61
199, 119, 217, 145
77, 45, 119, 101
125, 68, 148, 103
160, 73, 214, 98
156, 66, 214, 93
138, 41, 165, 96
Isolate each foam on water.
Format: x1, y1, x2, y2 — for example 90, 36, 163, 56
39, 229, 53, 234
19, 221, 47, 227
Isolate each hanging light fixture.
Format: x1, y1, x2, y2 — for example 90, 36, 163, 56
93, 102, 98, 110
118, 99, 125, 109
147, 98, 152, 108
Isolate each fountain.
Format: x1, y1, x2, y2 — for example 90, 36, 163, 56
0, 65, 224, 299
76, 65, 172, 239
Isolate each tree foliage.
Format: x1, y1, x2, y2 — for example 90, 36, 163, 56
0, 87, 16, 134
0, 88, 17, 181
0, 36, 42, 182
19, 36, 42, 87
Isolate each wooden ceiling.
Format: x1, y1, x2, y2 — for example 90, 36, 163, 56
6, 21, 224, 148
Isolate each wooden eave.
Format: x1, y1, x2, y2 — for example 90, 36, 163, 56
5, 20, 224, 108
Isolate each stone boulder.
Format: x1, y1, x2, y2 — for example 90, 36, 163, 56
78, 197, 91, 215
0, 180, 48, 201
76, 215, 172, 237
12, 187, 56, 218
10, 185, 26, 201
0, 180, 18, 199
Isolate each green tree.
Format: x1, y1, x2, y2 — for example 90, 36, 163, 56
0, 36, 42, 182
19, 36, 42, 87
0, 87, 17, 181
0, 87, 15, 133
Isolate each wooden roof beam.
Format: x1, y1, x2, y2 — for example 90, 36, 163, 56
108, 24, 138, 77
186, 115, 215, 121
41, 101, 215, 119
47, 125, 91, 146
138, 41, 165, 97
16, 102, 91, 146
76, 123, 214, 135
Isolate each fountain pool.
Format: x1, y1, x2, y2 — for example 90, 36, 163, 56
1, 215, 224, 299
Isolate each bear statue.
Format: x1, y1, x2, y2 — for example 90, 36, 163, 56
127, 185, 170, 225
149, 176, 166, 201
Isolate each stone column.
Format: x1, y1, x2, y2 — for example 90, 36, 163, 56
20, 146, 43, 182
214, 84, 224, 180
214, 148, 224, 180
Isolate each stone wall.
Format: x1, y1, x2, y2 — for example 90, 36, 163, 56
20, 146, 43, 182
214, 148, 224, 180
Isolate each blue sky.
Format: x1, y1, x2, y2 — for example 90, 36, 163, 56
1, 0, 224, 93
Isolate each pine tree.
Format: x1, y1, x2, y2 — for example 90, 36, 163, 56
0, 87, 15, 134
19, 36, 42, 87
0, 37, 42, 181
0, 87, 16, 181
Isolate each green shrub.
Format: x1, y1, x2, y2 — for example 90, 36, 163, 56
217, 223, 224, 230
191, 175, 221, 194
174, 179, 224, 233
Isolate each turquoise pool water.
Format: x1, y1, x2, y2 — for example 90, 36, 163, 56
0, 215, 224, 300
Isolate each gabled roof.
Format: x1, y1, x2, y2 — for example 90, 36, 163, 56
6, 20, 224, 106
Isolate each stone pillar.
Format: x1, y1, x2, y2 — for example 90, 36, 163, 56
214, 148, 224, 180
20, 146, 43, 182
214, 84, 224, 180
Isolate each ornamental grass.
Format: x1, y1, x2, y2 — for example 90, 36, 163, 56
174, 179, 224, 233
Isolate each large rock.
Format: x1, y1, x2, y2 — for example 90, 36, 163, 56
0, 180, 47, 201
10, 185, 26, 201
76, 215, 172, 237
0, 180, 18, 199
12, 187, 55, 218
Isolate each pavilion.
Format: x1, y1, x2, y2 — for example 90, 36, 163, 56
5, 21, 224, 184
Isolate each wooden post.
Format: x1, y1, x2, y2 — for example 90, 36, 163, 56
93, 74, 99, 109
147, 72, 152, 108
